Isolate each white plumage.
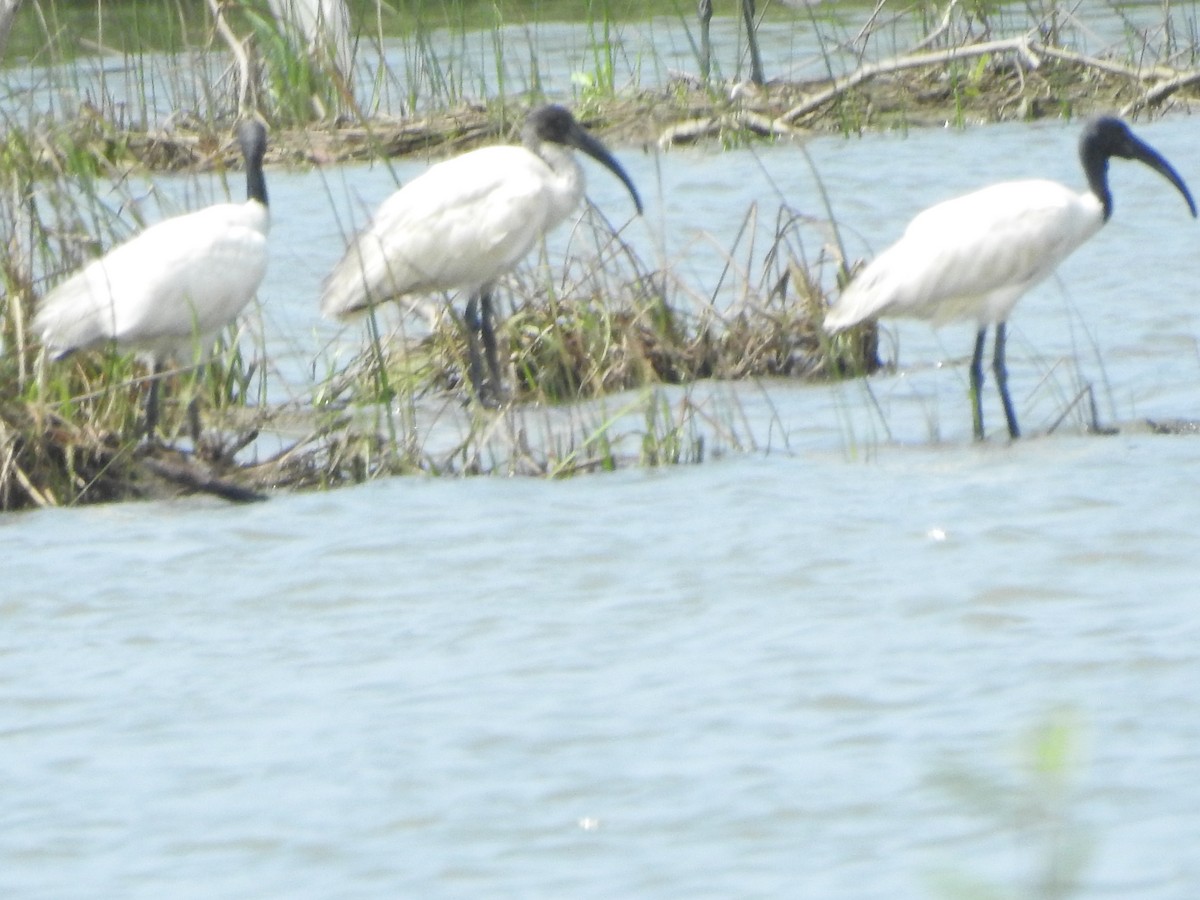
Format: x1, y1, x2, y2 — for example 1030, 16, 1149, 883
267, 0, 352, 76
34, 119, 270, 435
320, 144, 583, 317
321, 104, 642, 405
824, 180, 1103, 332
35, 203, 268, 361
825, 116, 1196, 440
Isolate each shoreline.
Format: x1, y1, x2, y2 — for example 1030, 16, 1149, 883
3, 25, 1200, 510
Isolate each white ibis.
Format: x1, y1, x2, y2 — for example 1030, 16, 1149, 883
824, 116, 1196, 440
320, 104, 643, 407
34, 119, 270, 438
266, 0, 353, 78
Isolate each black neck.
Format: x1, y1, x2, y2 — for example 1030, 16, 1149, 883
247, 162, 267, 207
1081, 143, 1113, 221
238, 121, 269, 207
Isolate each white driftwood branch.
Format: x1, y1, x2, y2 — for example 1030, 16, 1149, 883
778, 35, 1043, 126
658, 111, 800, 149
1122, 68, 1200, 115
776, 33, 1200, 128
1035, 43, 1176, 82
207, 0, 251, 115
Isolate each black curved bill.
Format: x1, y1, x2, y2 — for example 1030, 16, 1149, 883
569, 125, 644, 216
1128, 133, 1197, 218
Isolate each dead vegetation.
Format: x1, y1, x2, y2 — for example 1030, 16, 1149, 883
17, 26, 1200, 176
335, 205, 874, 410
0, 193, 875, 510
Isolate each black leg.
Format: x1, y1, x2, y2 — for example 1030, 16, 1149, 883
187, 393, 203, 447
478, 289, 505, 404
969, 328, 987, 441
993, 321, 1020, 439
464, 292, 488, 404
740, 0, 764, 85
143, 361, 163, 439
697, 0, 712, 81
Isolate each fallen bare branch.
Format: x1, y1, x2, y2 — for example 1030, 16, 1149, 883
1035, 43, 1177, 82
140, 453, 267, 503
778, 35, 1045, 126
1122, 68, 1200, 115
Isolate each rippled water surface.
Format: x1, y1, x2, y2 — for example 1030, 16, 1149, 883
6, 435, 1200, 898
5, 36, 1200, 900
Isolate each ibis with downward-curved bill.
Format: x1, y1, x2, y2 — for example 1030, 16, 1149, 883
34, 119, 270, 439
823, 116, 1196, 440
320, 103, 644, 407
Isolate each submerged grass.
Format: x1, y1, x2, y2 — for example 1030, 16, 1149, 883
279, 201, 862, 499
327, 202, 876, 413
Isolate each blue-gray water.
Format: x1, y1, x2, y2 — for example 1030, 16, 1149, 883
5, 11, 1200, 898
5, 435, 1200, 898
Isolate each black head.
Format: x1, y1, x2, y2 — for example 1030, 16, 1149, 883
524, 104, 644, 216
236, 118, 269, 206
237, 119, 267, 165
1080, 116, 1195, 220
525, 104, 580, 147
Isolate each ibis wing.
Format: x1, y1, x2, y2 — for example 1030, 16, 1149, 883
35, 203, 268, 359
826, 180, 1103, 330
321, 146, 556, 317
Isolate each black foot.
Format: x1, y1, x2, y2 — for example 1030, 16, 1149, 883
474, 381, 509, 410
